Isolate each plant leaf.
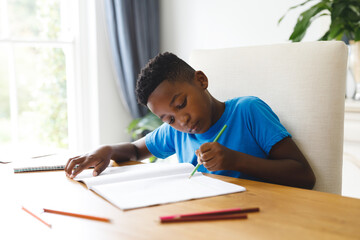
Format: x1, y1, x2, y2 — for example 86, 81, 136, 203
319, 30, 330, 40
348, 5, 360, 17
289, 2, 330, 42
355, 28, 360, 41
127, 112, 163, 139
331, 2, 347, 20
328, 19, 345, 40
278, 0, 315, 24
127, 119, 140, 133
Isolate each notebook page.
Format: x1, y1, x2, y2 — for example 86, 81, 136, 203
74, 163, 195, 188
91, 172, 246, 210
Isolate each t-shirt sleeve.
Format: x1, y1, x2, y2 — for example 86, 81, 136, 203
245, 97, 291, 155
145, 123, 176, 159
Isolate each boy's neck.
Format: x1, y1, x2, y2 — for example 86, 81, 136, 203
210, 96, 225, 126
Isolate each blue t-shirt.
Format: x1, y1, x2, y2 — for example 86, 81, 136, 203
145, 96, 291, 181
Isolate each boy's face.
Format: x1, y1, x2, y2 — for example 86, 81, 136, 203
147, 71, 216, 134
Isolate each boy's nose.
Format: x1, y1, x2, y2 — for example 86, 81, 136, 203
178, 113, 190, 127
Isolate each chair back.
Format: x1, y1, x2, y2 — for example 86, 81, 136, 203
189, 41, 348, 194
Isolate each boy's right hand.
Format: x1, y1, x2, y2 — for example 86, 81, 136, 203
65, 145, 113, 179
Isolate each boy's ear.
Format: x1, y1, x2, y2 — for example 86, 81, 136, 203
194, 71, 208, 89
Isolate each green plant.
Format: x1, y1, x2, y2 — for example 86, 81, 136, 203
279, 0, 360, 42
127, 112, 163, 162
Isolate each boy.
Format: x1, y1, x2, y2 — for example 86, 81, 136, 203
65, 52, 316, 189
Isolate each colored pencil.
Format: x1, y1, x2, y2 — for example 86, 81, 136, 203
22, 206, 52, 228
160, 213, 247, 223
160, 207, 259, 222
189, 124, 228, 179
43, 208, 110, 222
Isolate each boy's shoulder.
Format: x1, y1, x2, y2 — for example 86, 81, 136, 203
226, 96, 268, 117
227, 96, 262, 107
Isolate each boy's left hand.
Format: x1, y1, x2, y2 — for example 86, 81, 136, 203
196, 142, 233, 171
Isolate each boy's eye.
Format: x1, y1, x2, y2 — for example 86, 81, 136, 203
168, 116, 175, 125
176, 98, 187, 110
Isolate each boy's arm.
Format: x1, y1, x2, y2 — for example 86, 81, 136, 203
197, 137, 316, 189
65, 137, 152, 179
243, 137, 316, 189
111, 137, 153, 163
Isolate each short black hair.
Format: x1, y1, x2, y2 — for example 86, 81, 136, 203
136, 52, 195, 106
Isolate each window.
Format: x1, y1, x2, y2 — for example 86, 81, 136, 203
0, 0, 76, 157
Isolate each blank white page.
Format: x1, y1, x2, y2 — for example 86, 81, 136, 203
75, 163, 195, 188
91, 171, 246, 210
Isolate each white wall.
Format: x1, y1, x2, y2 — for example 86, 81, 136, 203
160, 0, 330, 60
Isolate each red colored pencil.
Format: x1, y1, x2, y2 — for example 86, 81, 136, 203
160, 207, 259, 222
160, 213, 248, 223
22, 206, 52, 228
43, 208, 110, 222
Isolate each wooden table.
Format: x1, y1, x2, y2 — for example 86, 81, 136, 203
1, 161, 359, 240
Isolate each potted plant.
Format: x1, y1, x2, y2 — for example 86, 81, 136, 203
279, 0, 360, 98
127, 111, 163, 162
279, 0, 359, 42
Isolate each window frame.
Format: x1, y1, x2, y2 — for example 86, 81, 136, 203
0, 0, 100, 154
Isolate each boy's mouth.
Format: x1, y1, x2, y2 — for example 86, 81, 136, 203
189, 121, 200, 133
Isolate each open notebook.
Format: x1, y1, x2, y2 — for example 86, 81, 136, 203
74, 163, 246, 210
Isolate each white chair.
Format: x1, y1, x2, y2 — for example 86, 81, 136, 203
189, 41, 348, 194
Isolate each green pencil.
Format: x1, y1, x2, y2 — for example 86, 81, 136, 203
188, 124, 227, 179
